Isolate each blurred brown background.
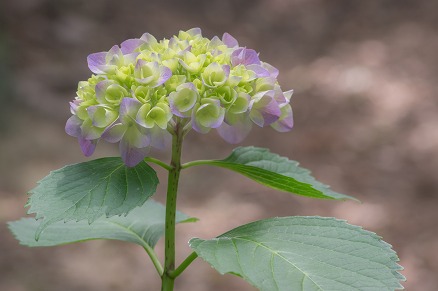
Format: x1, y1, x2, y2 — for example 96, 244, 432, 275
1, 0, 437, 290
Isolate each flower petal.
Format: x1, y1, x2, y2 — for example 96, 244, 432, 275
168, 83, 198, 117
217, 116, 252, 144
124, 126, 150, 148
78, 137, 98, 157
250, 91, 281, 127
101, 123, 126, 143
120, 39, 144, 54
80, 118, 104, 140
87, 52, 106, 74
65, 115, 82, 137
119, 138, 150, 167
261, 62, 279, 78
151, 65, 172, 88
149, 126, 171, 150
271, 104, 294, 132
87, 105, 118, 128
120, 98, 142, 120
222, 32, 239, 48
247, 64, 270, 78
231, 48, 261, 66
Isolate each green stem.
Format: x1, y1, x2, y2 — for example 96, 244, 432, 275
169, 252, 198, 279
144, 157, 172, 171
181, 159, 212, 169
143, 246, 164, 276
161, 123, 184, 291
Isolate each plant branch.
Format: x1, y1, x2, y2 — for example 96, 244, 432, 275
144, 157, 172, 171
143, 245, 164, 276
181, 160, 212, 169
161, 123, 184, 291
169, 252, 198, 279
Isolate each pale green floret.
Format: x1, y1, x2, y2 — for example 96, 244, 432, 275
165, 75, 187, 92
201, 62, 228, 88
76, 100, 98, 120
77, 81, 94, 101
177, 30, 201, 42
210, 50, 231, 65
228, 92, 250, 114
77, 76, 104, 101
192, 79, 205, 95
196, 98, 224, 127
137, 102, 172, 129
254, 77, 276, 92
137, 51, 155, 62
179, 51, 207, 74
80, 117, 105, 139
114, 64, 134, 84
238, 83, 255, 95
215, 86, 238, 107
135, 62, 155, 83
132, 85, 151, 103
169, 84, 199, 113
189, 37, 210, 56
105, 84, 129, 105
106, 50, 124, 68
88, 106, 118, 128
231, 65, 257, 84
161, 57, 179, 73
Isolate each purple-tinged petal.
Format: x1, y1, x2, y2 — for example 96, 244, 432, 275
120, 39, 144, 54
69, 100, 80, 114
95, 80, 111, 103
101, 123, 126, 143
250, 91, 281, 127
120, 98, 142, 120
65, 115, 82, 137
80, 118, 104, 140
283, 89, 294, 101
152, 66, 172, 88
207, 36, 224, 50
123, 126, 150, 148
261, 62, 279, 78
149, 126, 171, 150
140, 33, 158, 47
273, 87, 287, 104
168, 83, 198, 117
255, 77, 277, 92
185, 27, 202, 37
195, 100, 225, 129
231, 48, 261, 66
191, 117, 210, 134
222, 32, 239, 48
78, 137, 97, 157
247, 64, 270, 77
217, 116, 252, 144
87, 105, 118, 128
106, 45, 123, 66
134, 60, 157, 84
87, 52, 106, 74
119, 139, 150, 167
191, 104, 210, 134
271, 104, 294, 132
223, 64, 230, 78
123, 52, 140, 66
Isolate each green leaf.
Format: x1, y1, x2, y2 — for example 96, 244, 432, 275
188, 147, 355, 200
190, 217, 404, 291
9, 200, 196, 248
26, 157, 159, 239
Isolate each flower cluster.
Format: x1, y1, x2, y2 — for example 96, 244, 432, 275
66, 28, 293, 166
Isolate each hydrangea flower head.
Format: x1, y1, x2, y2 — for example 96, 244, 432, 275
66, 28, 293, 166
